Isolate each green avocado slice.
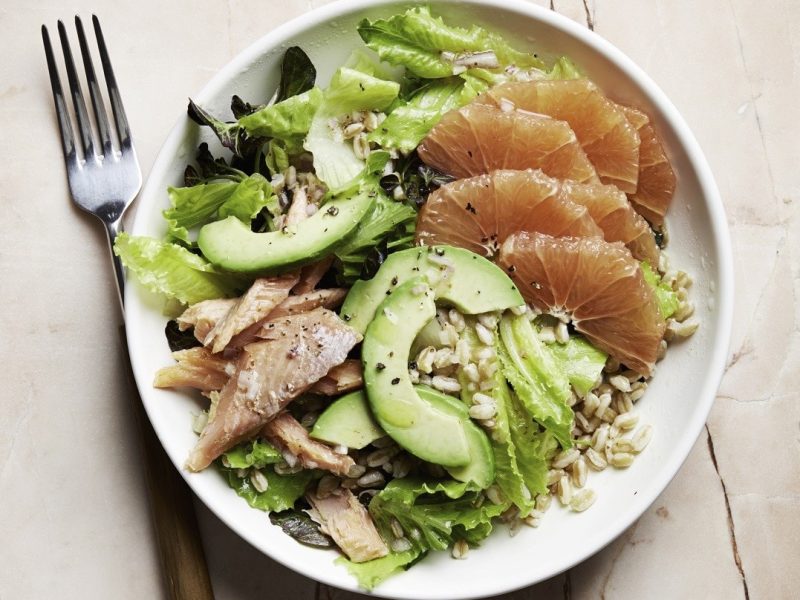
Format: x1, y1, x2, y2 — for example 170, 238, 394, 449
341, 245, 523, 334
197, 188, 374, 274
310, 391, 385, 450
362, 278, 471, 467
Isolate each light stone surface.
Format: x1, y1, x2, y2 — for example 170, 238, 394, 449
1, 0, 797, 598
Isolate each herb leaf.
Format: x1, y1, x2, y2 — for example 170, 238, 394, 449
269, 510, 332, 548
277, 46, 317, 103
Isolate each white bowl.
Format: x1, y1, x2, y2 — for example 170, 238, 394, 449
125, 1, 734, 597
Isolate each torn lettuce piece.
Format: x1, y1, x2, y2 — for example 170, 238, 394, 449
164, 174, 273, 244
165, 182, 239, 244
547, 56, 582, 79
305, 68, 400, 191
506, 389, 558, 496
335, 192, 417, 282
497, 314, 574, 448
238, 87, 323, 140
641, 261, 679, 318
114, 233, 244, 305
546, 335, 607, 397
459, 345, 535, 515
344, 47, 405, 83
369, 479, 507, 554
338, 549, 421, 591
357, 6, 543, 79
223, 465, 316, 513
222, 439, 282, 469
218, 173, 273, 221
367, 74, 489, 153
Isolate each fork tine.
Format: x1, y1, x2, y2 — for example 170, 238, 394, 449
57, 20, 94, 159
42, 25, 77, 165
75, 15, 112, 157
92, 15, 132, 149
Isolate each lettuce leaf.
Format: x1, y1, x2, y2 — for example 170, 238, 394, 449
217, 174, 273, 221
305, 68, 400, 191
164, 182, 239, 243
164, 174, 273, 243
238, 87, 323, 139
222, 439, 283, 469
545, 335, 607, 397
641, 261, 679, 318
484, 373, 536, 514
325, 67, 401, 115
338, 549, 421, 591
367, 75, 488, 153
357, 6, 543, 79
223, 465, 316, 512
113, 233, 243, 305
506, 389, 558, 496
497, 314, 574, 448
334, 192, 417, 282
547, 56, 582, 79
455, 326, 533, 515
369, 478, 507, 554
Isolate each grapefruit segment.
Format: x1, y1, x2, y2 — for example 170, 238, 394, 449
478, 79, 641, 193
618, 105, 676, 227
415, 169, 603, 256
557, 179, 660, 266
417, 103, 598, 183
498, 231, 665, 376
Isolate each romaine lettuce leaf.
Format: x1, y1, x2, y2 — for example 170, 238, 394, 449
545, 335, 607, 397
367, 75, 486, 153
305, 116, 365, 191
238, 87, 323, 139
357, 6, 543, 79
506, 389, 558, 496
324, 67, 400, 115
338, 550, 421, 591
222, 439, 282, 469
547, 56, 582, 79
113, 233, 243, 305
456, 326, 533, 515
223, 465, 316, 512
484, 373, 536, 515
163, 174, 273, 244
335, 191, 417, 281
217, 173, 273, 221
368, 478, 507, 554
641, 261, 679, 318
497, 314, 574, 448
305, 68, 400, 191
164, 182, 239, 244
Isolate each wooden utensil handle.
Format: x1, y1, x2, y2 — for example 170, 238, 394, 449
119, 327, 215, 600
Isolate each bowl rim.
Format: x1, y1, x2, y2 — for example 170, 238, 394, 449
125, 0, 734, 597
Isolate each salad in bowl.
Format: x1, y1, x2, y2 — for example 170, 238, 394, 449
120, 3, 727, 596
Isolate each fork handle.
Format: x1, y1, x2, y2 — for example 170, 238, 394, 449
111, 224, 216, 599
119, 325, 216, 600
105, 219, 126, 307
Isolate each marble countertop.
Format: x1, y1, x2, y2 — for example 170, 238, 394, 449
1, 0, 797, 598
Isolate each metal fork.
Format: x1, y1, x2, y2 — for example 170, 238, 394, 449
42, 17, 214, 599
42, 15, 141, 307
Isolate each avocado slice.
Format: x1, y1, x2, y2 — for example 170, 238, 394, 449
197, 189, 374, 274
341, 246, 524, 334
415, 385, 495, 489
362, 278, 471, 467
310, 385, 495, 487
310, 391, 385, 449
